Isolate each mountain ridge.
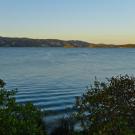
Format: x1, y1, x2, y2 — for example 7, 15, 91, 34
0, 36, 135, 48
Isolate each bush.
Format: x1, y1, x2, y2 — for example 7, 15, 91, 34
2, 75, 135, 135
0, 79, 47, 135
74, 75, 135, 135
50, 116, 75, 135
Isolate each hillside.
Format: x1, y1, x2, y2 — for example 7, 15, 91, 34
0, 36, 135, 48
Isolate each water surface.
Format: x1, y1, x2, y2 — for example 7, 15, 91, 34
0, 48, 135, 123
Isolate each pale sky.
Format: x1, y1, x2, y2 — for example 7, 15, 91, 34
0, 0, 135, 44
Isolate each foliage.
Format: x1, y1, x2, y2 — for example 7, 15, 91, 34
50, 116, 75, 135
74, 75, 135, 135
0, 79, 46, 135
1, 75, 135, 135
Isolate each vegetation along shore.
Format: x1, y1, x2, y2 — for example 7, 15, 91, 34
1, 75, 135, 135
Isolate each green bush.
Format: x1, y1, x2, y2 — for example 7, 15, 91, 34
74, 75, 135, 135
0, 79, 47, 135
1, 75, 135, 135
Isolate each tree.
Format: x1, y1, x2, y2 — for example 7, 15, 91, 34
74, 75, 135, 135
0, 79, 47, 135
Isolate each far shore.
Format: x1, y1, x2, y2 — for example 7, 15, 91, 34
0, 36, 135, 48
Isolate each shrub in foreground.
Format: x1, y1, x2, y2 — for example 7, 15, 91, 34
50, 116, 74, 135
1, 75, 135, 135
0, 79, 47, 135
74, 75, 135, 135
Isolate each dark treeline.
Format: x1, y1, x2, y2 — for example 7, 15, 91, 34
0, 75, 135, 135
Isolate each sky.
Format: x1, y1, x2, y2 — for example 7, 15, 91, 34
0, 0, 135, 44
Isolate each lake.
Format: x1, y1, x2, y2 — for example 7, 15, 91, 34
0, 48, 135, 126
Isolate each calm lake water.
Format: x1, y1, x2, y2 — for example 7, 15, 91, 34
0, 48, 135, 125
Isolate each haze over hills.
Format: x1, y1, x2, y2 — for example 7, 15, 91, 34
0, 36, 135, 48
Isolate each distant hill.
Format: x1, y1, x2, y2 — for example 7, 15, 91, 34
0, 36, 135, 48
